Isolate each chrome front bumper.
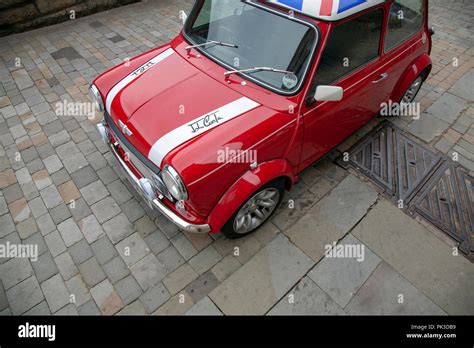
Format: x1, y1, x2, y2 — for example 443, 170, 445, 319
97, 123, 211, 234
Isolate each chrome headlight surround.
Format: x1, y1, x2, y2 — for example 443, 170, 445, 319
89, 84, 104, 112
161, 165, 188, 201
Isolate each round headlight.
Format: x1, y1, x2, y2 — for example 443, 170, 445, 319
161, 165, 188, 201
89, 84, 104, 112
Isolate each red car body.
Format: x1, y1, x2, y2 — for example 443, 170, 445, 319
91, 0, 432, 235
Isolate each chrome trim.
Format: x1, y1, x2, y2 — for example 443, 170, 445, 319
162, 165, 189, 201
98, 124, 211, 234
89, 84, 104, 112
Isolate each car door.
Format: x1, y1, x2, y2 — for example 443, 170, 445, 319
299, 7, 390, 170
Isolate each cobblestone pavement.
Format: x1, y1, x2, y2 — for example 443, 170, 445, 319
0, 0, 473, 316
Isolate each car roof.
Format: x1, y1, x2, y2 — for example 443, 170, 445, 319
267, 0, 387, 21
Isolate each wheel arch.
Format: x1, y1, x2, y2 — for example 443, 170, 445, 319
390, 53, 432, 103
206, 159, 296, 234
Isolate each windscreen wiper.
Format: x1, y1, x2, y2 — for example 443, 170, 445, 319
224, 67, 294, 77
185, 40, 238, 51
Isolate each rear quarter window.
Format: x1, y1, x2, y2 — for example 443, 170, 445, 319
385, 0, 424, 52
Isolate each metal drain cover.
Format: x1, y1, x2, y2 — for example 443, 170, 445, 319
341, 123, 396, 196
395, 130, 443, 203
413, 164, 473, 254
340, 121, 472, 257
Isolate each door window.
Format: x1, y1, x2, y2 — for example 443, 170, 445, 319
385, 0, 424, 52
308, 9, 383, 99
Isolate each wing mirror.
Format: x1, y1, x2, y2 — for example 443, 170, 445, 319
314, 85, 344, 102
179, 10, 188, 26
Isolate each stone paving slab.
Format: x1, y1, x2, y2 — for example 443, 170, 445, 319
345, 262, 446, 315
284, 175, 378, 262
268, 277, 345, 315
352, 200, 474, 315
307, 234, 381, 308
209, 235, 314, 315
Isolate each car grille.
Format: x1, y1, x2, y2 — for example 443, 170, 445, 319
105, 115, 172, 201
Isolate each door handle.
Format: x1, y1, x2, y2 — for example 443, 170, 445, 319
372, 73, 388, 84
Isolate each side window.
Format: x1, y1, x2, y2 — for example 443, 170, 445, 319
308, 9, 383, 99
385, 0, 424, 52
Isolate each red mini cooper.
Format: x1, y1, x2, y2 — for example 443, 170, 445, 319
90, 0, 433, 238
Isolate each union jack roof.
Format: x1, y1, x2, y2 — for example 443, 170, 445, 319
267, 0, 386, 21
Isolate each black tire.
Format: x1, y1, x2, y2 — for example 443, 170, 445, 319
221, 178, 285, 239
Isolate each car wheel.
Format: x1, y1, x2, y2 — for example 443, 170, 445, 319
400, 75, 424, 105
221, 178, 285, 239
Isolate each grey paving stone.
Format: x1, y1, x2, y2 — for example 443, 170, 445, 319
0, 257, 33, 289
65, 274, 91, 308
50, 203, 72, 225
107, 179, 133, 205
186, 297, 222, 316
307, 234, 381, 308
6, 276, 44, 315
0, 214, 15, 237
157, 246, 185, 274
63, 153, 88, 174
23, 231, 47, 256
170, 234, 198, 261
426, 93, 467, 122
51, 168, 70, 186
0, 195, 8, 215
130, 254, 168, 290
139, 282, 170, 313
163, 264, 199, 295
43, 154, 63, 174
346, 262, 445, 315
450, 69, 474, 102
41, 273, 69, 313
285, 175, 378, 262
144, 230, 170, 254
185, 272, 220, 304
24, 301, 51, 315
121, 199, 146, 222
134, 214, 159, 237
116, 233, 149, 267
353, 200, 474, 315
77, 299, 101, 315
269, 277, 345, 315
103, 256, 129, 284
210, 235, 313, 315
54, 251, 78, 281
90, 279, 124, 315
80, 180, 109, 205
70, 165, 99, 189
57, 217, 83, 247
115, 275, 142, 305
91, 235, 118, 265
69, 239, 93, 265
117, 300, 147, 315
211, 255, 241, 282
36, 213, 55, 236
406, 113, 450, 143
28, 196, 47, 218
92, 197, 121, 224
3, 184, 22, 204
39, 185, 62, 209
44, 230, 67, 257
97, 165, 119, 185
102, 212, 134, 243
31, 252, 58, 283
49, 130, 70, 147
17, 217, 39, 239
69, 197, 92, 222
78, 257, 106, 288
189, 245, 222, 274
78, 214, 104, 244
